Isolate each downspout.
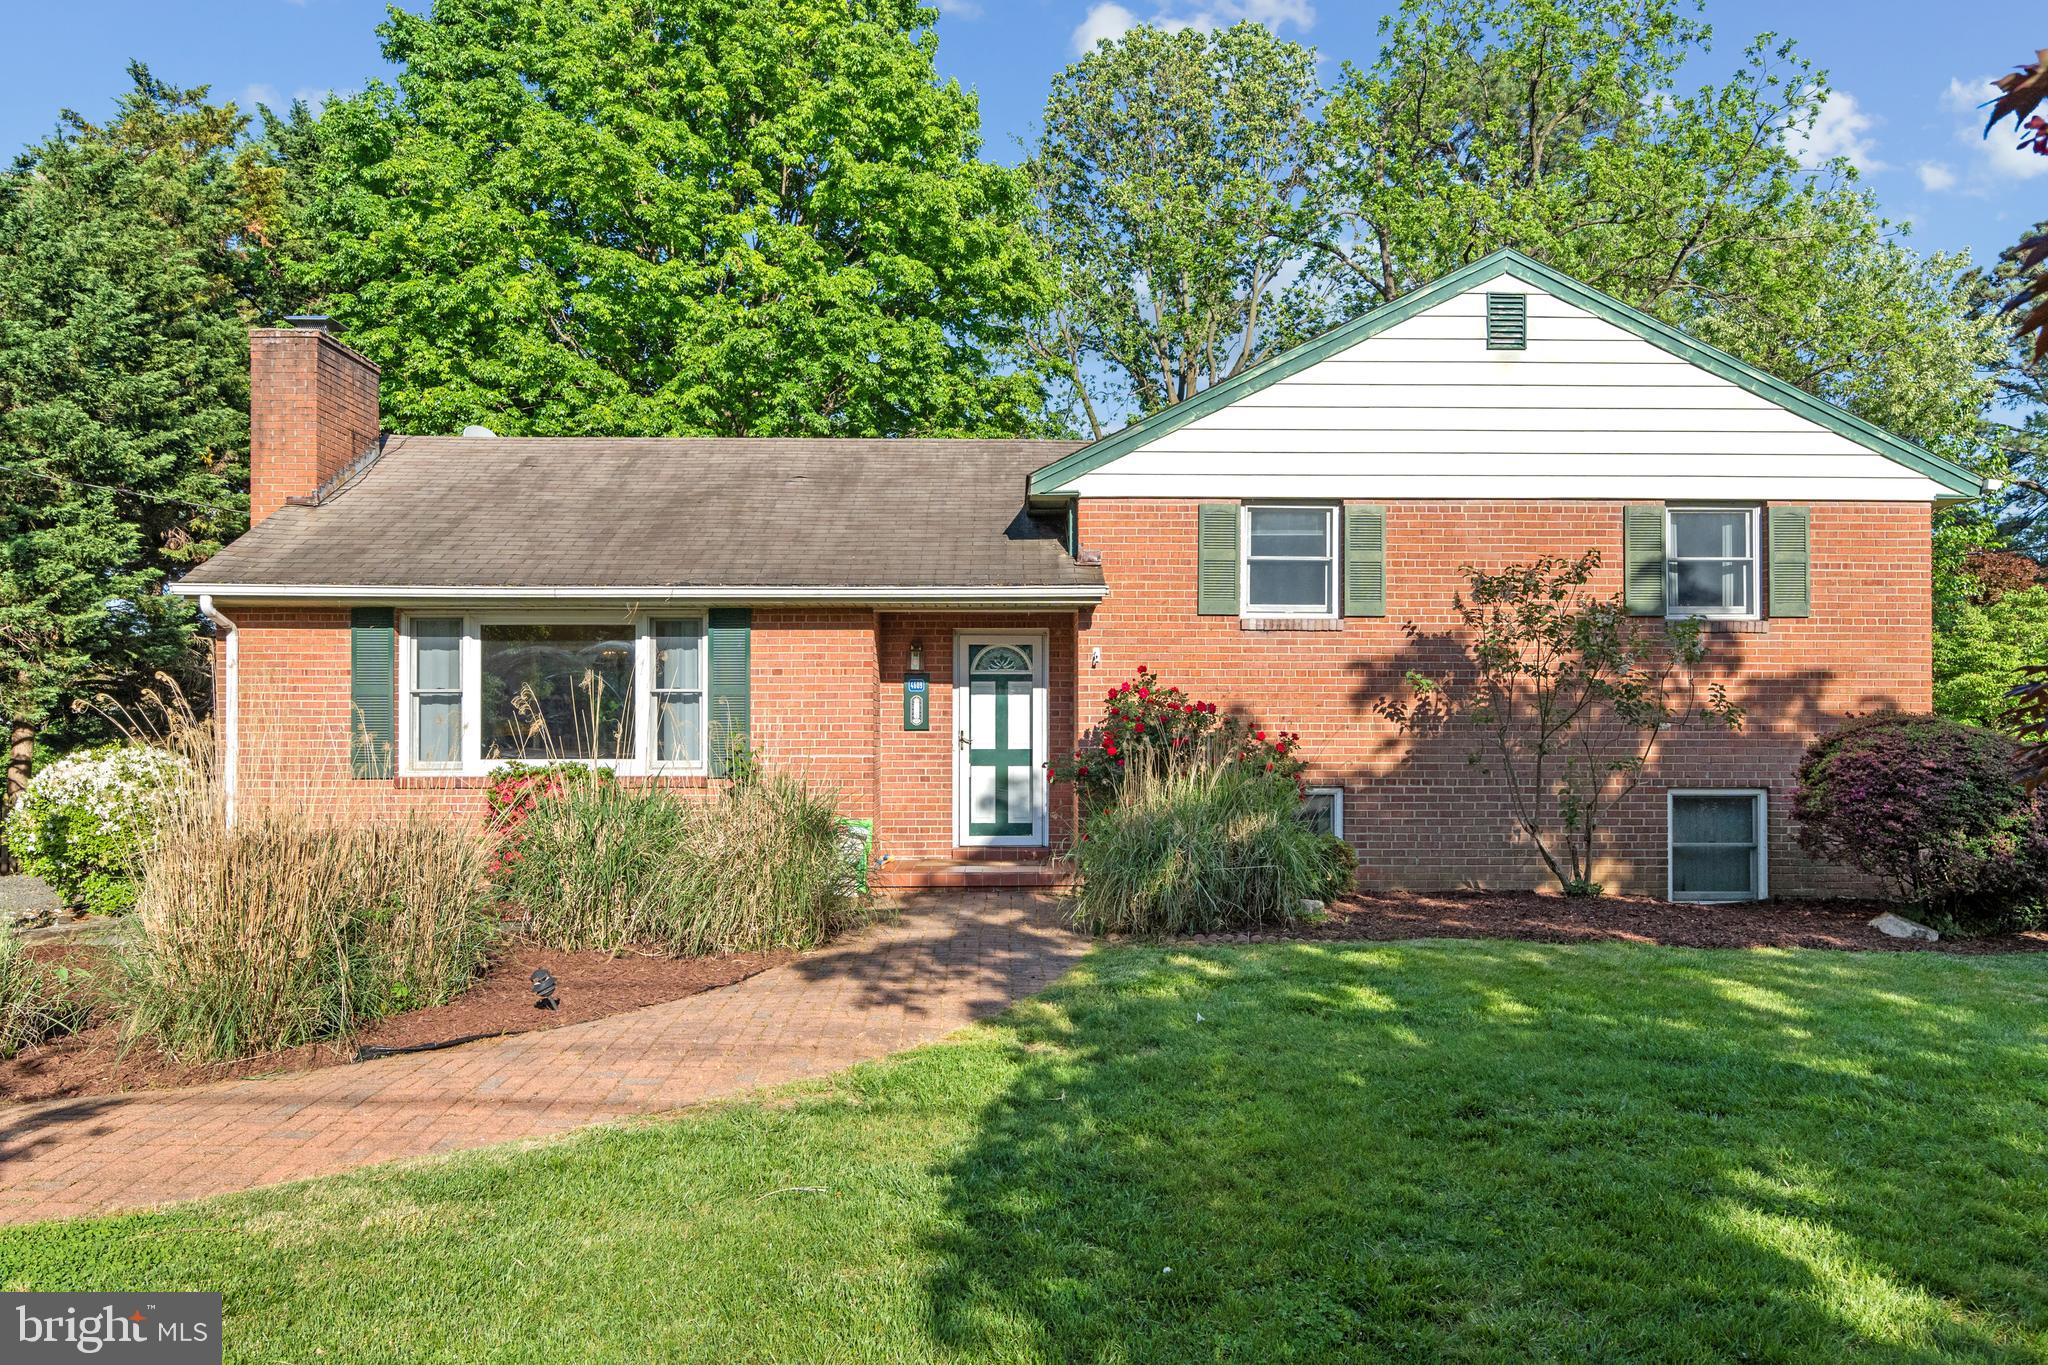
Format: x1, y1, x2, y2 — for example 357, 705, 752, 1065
197, 595, 238, 826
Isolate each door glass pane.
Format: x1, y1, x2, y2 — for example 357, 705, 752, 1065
1673, 795, 1757, 843
1004, 686, 1031, 749
415, 695, 461, 765
969, 679, 997, 746
655, 620, 701, 692
1672, 847, 1755, 899
1249, 560, 1331, 611
1248, 507, 1330, 558
1007, 764, 1036, 824
413, 618, 462, 691
1671, 510, 1749, 559
656, 695, 701, 764
970, 765, 997, 823
480, 622, 636, 761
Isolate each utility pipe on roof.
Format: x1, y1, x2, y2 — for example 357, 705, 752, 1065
197, 595, 238, 827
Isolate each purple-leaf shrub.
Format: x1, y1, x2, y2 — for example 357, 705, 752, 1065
1794, 712, 2048, 931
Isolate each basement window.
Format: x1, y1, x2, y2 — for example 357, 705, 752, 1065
1668, 790, 1767, 902
1300, 787, 1345, 839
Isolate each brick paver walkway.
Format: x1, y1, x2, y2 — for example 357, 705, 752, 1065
0, 890, 1085, 1224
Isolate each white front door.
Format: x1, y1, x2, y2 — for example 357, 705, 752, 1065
953, 633, 1049, 848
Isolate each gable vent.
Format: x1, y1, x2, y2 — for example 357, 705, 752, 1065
1486, 293, 1527, 350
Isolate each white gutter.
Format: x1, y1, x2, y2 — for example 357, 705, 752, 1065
167, 582, 1107, 606
196, 595, 238, 827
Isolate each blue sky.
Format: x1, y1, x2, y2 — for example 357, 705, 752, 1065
3, 1, 2044, 272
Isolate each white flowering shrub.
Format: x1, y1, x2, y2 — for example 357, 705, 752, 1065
4, 745, 188, 915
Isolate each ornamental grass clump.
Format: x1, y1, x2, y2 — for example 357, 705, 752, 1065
499, 771, 871, 956
1070, 755, 1354, 937
4, 744, 187, 915
1794, 711, 2048, 934
118, 784, 498, 1062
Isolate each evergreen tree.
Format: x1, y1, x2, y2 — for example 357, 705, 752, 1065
0, 67, 262, 823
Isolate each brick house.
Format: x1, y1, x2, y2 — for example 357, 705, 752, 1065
171, 249, 1982, 899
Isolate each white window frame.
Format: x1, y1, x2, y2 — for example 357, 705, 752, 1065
402, 615, 468, 772
1666, 788, 1768, 903
1241, 502, 1339, 618
396, 610, 709, 778
1301, 786, 1345, 839
1665, 505, 1760, 621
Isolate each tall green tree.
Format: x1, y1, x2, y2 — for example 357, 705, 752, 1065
1027, 23, 1328, 437
301, 0, 1050, 437
1972, 221, 2048, 550
1316, 0, 2000, 460
0, 67, 260, 821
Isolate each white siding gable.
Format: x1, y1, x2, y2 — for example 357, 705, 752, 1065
1065, 276, 1954, 502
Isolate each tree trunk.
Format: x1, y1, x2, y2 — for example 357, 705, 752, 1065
1, 722, 32, 875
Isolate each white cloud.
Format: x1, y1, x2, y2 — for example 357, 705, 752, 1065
1942, 74, 2048, 184
1072, 2, 1140, 51
1915, 160, 1957, 191
1790, 90, 1886, 172
1069, 0, 1314, 56
935, 0, 984, 15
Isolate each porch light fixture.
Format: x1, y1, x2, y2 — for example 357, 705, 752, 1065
908, 641, 925, 672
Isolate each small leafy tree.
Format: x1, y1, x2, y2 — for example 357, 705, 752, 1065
1986, 50, 2048, 363
1385, 551, 1742, 896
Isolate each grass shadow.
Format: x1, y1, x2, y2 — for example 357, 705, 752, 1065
920, 941, 2048, 1359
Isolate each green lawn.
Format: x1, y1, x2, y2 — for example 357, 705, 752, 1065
5, 940, 2047, 1361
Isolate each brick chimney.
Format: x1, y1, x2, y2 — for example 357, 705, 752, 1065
248, 318, 382, 526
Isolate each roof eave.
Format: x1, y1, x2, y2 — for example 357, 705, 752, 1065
168, 582, 1108, 608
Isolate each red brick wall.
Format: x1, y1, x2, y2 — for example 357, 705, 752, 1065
220, 606, 1072, 860
249, 329, 381, 526
1072, 499, 1933, 896
752, 608, 878, 822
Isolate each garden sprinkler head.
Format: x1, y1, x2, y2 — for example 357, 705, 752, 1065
531, 967, 559, 1011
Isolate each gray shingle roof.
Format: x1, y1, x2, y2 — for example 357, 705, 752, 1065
177, 435, 1101, 596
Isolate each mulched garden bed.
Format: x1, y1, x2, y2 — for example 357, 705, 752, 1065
1183, 890, 2048, 954
1, 940, 791, 1106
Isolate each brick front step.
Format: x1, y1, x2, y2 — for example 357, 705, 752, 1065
873, 856, 1074, 890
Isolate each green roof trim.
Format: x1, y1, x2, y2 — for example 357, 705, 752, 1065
1026, 247, 1984, 499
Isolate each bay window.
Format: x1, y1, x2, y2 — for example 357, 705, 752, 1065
398, 613, 707, 776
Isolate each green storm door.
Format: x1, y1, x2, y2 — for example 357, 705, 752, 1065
965, 643, 1038, 840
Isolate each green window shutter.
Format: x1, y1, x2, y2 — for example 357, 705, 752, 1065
1342, 504, 1386, 617
349, 607, 395, 779
1623, 504, 1666, 617
1486, 293, 1527, 350
1196, 503, 1240, 615
1768, 505, 1811, 618
707, 607, 752, 776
